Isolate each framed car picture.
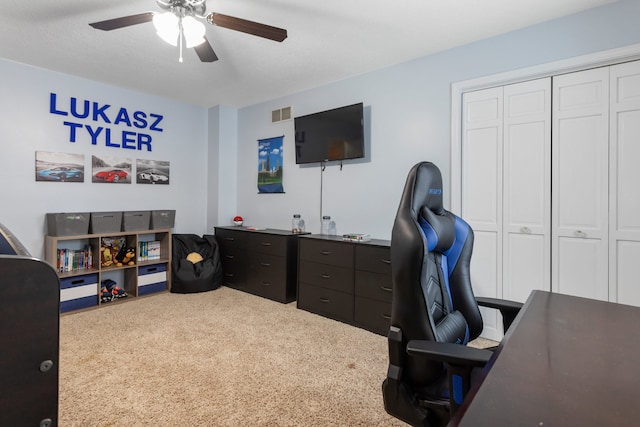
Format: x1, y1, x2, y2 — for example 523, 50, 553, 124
92, 155, 132, 184
35, 151, 85, 182
136, 159, 170, 185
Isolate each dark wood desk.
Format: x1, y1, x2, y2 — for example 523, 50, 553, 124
450, 290, 640, 426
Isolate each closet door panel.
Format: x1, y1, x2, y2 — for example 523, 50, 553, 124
470, 230, 501, 340
610, 61, 640, 304
504, 233, 546, 302
462, 87, 503, 340
555, 237, 608, 301
462, 88, 502, 230
552, 68, 609, 301
614, 110, 640, 232
616, 241, 640, 306
555, 116, 607, 233
503, 78, 551, 302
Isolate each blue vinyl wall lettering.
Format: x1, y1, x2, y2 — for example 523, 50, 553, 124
50, 92, 163, 151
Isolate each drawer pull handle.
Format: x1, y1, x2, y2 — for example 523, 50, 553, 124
225, 255, 235, 260
320, 274, 331, 279
261, 282, 271, 287
224, 273, 234, 278
381, 314, 391, 320
261, 262, 271, 267
320, 251, 332, 255
381, 286, 392, 292
226, 237, 235, 241
261, 242, 271, 246
320, 298, 330, 303
381, 259, 391, 264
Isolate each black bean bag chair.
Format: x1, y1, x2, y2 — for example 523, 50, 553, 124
171, 234, 223, 293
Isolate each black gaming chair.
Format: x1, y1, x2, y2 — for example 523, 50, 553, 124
382, 162, 522, 427
0, 222, 60, 426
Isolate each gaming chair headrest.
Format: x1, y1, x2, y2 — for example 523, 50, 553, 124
409, 162, 445, 217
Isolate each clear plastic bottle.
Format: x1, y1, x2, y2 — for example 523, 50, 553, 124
321, 216, 337, 235
292, 214, 305, 234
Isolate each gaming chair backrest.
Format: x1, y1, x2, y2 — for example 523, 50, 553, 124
390, 162, 483, 387
0, 222, 30, 256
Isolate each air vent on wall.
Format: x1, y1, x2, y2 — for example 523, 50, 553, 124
271, 106, 292, 123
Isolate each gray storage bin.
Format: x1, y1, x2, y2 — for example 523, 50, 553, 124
90, 211, 123, 234
46, 212, 90, 236
150, 210, 175, 229
122, 211, 151, 231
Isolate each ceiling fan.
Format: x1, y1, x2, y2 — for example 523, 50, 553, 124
89, 0, 287, 63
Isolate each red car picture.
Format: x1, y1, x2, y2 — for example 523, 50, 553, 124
94, 169, 128, 183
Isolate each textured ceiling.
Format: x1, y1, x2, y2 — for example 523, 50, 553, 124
0, 0, 616, 107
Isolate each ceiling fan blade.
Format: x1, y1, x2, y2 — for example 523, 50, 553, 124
89, 12, 155, 31
206, 13, 287, 42
194, 37, 219, 63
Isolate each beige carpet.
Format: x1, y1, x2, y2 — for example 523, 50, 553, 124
59, 287, 494, 426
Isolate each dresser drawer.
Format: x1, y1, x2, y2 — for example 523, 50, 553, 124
248, 253, 286, 287
299, 260, 353, 294
355, 296, 392, 336
355, 270, 392, 302
355, 245, 391, 274
248, 233, 287, 256
215, 228, 248, 248
299, 239, 353, 267
298, 283, 353, 323
219, 246, 246, 287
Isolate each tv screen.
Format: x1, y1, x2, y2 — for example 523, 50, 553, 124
294, 103, 364, 164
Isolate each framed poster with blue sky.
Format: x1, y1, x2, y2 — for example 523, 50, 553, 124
257, 136, 284, 193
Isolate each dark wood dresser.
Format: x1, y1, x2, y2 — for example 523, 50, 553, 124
297, 234, 392, 335
214, 227, 302, 303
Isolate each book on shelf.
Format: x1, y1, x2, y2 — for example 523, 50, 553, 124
139, 240, 161, 261
342, 233, 371, 242
57, 245, 93, 273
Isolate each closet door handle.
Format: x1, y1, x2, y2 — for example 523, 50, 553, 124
574, 230, 587, 238
520, 227, 531, 234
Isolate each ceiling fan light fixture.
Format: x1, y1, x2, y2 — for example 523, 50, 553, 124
182, 16, 206, 48
153, 12, 179, 46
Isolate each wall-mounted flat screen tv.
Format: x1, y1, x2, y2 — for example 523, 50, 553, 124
294, 102, 364, 164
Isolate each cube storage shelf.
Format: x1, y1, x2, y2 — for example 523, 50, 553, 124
45, 228, 172, 313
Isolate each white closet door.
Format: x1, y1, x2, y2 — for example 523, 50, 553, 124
502, 78, 551, 303
610, 61, 640, 306
461, 87, 503, 340
552, 67, 609, 301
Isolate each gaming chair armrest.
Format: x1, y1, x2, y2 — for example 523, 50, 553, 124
476, 296, 523, 332
406, 340, 493, 367
406, 340, 493, 413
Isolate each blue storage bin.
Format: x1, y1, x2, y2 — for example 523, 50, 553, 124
60, 274, 98, 312
138, 263, 167, 295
